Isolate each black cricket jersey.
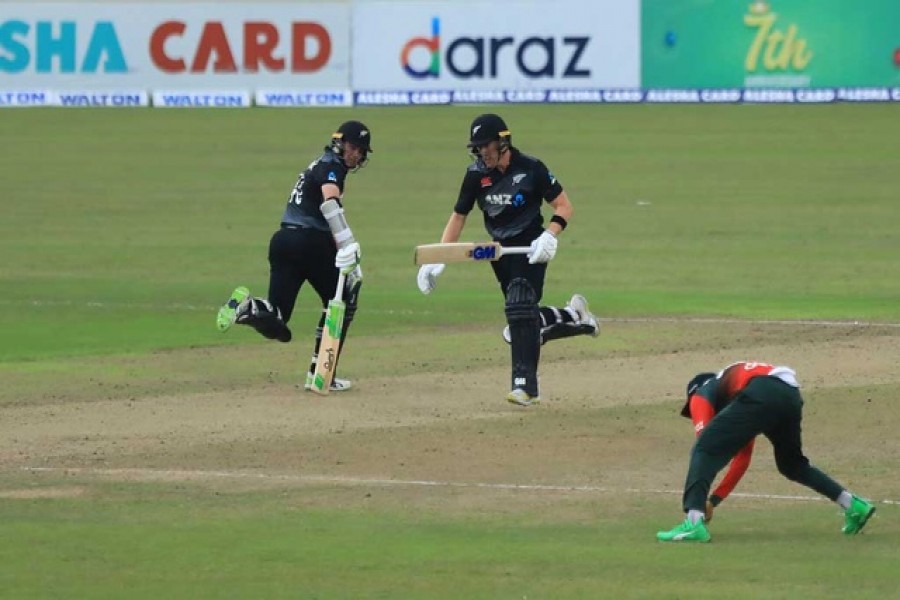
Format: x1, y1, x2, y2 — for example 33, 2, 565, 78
454, 148, 563, 243
280, 148, 348, 231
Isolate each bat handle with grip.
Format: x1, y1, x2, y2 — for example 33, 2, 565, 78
334, 272, 346, 303
501, 247, 532, 257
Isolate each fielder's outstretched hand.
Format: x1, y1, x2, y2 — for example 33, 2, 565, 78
528, 230, 558, 264
417, 263, 445, 294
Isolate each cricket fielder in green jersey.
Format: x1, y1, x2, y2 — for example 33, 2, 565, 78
657, 361, 876, 543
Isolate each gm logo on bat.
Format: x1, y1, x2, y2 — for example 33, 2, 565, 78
468, 245, 497, 260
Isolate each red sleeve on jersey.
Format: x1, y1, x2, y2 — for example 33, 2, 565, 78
712, 439, 755, 502
689, 395, 715, 436
689, 391, 755, 502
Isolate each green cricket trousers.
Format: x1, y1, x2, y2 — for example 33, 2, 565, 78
683, 375, 845, 511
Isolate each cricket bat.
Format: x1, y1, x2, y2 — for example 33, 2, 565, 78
310, 272, 346, 395
413, 242, 530, 265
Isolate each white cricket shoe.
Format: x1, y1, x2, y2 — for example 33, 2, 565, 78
500, 293, 600, 343
567, 293, 600, 337
303, 373, 353, 392
507, 388, 540, 406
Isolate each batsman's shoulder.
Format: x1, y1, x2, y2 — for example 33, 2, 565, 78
466, 161, 489, 175
515, 150, 544, 166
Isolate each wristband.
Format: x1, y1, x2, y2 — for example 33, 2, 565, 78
709, 494, 723, 507
550, 214, 568, 230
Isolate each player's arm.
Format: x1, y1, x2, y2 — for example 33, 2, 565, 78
689, 394, 755, 500
440, 212, 467, 243
417, 174, 475, 295
710, 439, 755, 505
322, 182, 341, 200
416, 212, 466, 294
444, 172, 479, 243
320, 181, 361, 277
545, 191, 573, 237
689, 394, 716, 436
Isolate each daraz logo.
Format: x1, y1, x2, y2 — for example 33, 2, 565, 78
400, 17, 590, 80
401, 17, 441, 78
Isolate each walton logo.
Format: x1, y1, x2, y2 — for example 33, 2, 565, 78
743, 2, 812, 73
400, 17, 590, 80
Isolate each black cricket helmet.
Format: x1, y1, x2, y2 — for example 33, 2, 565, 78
467, 113, 511, 153
331, 120, 373, 156
680, 372, 716, 417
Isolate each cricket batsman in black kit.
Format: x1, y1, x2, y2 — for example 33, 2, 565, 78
417, 114, 600, 406
216, 120, 371, 392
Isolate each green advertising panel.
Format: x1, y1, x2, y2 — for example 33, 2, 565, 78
642, 0, 900, 88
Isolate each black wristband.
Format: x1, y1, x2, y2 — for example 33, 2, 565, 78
550, 214, 568, 230
709, 494, 723, 507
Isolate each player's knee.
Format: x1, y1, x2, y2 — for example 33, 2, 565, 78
505, 278, 538, 323
775, 454, 809, 482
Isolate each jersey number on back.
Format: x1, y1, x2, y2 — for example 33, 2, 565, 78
290, 173, 306, 205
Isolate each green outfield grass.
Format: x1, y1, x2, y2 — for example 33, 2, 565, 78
1, 104, 898, 361
1, 483, 897, 599
1, 105, 898, 598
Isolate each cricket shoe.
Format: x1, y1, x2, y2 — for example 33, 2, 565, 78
500, 294, 600, 344
507, 388, 540, 407
567, 294, 601, 337
842, 496, 876, 534
303, 372, 353, 392
216, 286, 251, 332
656, 517, 711, 543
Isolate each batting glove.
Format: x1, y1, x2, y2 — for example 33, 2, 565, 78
335, 242, 361, 274
416, 263, 445, 295
528, 230, 558, 264
346, 265, 363, 289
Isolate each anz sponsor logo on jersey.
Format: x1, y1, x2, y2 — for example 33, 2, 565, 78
484, 193, 512, 206
484, 192, 526, 207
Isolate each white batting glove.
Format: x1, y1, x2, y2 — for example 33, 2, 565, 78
335, 242, 361, 274
416, 263, 445, 295
528, 230, 558, 264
